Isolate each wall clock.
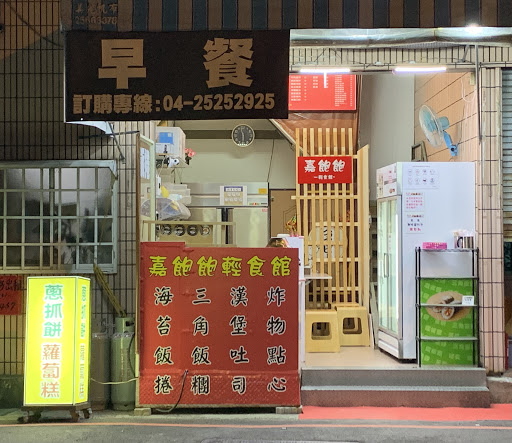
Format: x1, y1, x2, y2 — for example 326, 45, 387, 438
232, 124, 255, 147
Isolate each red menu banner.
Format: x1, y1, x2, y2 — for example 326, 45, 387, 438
0, 275, 23, 315
289, 74, 356, 111
297, 156, 353, 184
138, 243, 300, 407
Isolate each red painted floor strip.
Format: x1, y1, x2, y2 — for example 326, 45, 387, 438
300, 404, 512, 421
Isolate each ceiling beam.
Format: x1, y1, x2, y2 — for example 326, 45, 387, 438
182, 129, 284, 140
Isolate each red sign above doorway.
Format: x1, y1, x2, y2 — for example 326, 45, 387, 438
289, 74, 357, 111
297, 156, 353, 184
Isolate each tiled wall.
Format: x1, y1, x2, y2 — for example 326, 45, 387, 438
479, 67, 505, 373
0, 20, 153, 373
415, 69, 505, 373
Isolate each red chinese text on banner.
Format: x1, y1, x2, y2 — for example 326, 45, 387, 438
297, 156, 353, 184
138, 243, 300, 407
0, 275, 23, 315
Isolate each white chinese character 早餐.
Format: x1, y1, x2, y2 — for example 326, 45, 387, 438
304, 159, 316, 173
203, 38, 253, 88
98, 39, 147, 89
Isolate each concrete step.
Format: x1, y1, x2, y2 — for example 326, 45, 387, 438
300, 367, 491, 407
301, 367, 488, 388
301, 386, 491, 408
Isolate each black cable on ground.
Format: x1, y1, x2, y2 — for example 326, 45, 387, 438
155, 369, 189, 414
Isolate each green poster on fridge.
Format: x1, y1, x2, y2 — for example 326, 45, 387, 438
419, 278, 477, 365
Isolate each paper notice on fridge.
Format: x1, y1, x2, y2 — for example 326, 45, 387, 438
405, 192, 425, 211
404, 165, 439, 189
406, 213, 424, 234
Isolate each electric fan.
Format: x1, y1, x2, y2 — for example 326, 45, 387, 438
418, 104, 458, 156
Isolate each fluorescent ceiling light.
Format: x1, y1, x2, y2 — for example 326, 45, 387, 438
394, 66, 447, 73
465, 24, 482, 36
298, 67, 351, 74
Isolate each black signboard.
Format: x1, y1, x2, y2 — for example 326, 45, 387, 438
65, 30, 290, 121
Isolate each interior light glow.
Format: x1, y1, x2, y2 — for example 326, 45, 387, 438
393, 66, 447, 73
465, 24, 482, 36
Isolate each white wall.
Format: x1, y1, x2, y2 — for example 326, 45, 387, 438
359, 74, 415, 200
174, 119, 296, 189
170, 76, 415, 198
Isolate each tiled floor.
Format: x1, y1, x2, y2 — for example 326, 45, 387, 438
304, 346, 418, 368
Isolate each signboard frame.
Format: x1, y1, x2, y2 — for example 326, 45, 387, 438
137, 242, 300, 408
65, 30, 290, 121
24, 276, 91, 409
297, 155, 353, 184
289, 74, 357, 112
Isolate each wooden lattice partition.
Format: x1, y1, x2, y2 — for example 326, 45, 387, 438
296, 128, 370, 310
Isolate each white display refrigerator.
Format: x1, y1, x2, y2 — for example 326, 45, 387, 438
376, 162, 475, 360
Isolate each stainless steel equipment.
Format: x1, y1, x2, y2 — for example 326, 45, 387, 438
185, 182, 270, 248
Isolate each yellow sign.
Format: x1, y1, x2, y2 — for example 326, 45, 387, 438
24, 277, 90, 406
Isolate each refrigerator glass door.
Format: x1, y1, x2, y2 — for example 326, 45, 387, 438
378, 197, 400, 335
230, 207, 270, 248
377, 200, 389, 331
